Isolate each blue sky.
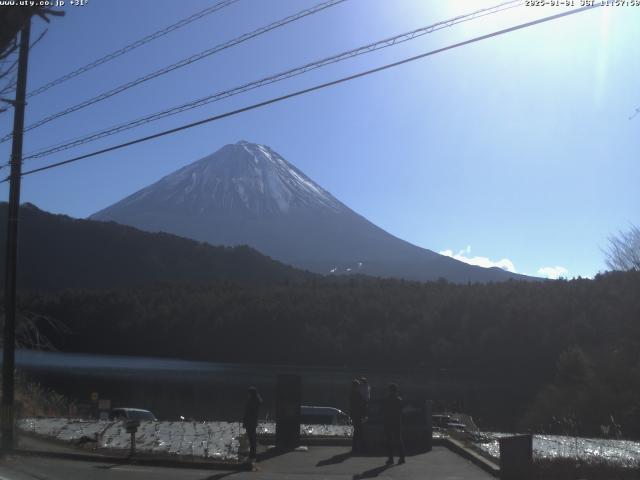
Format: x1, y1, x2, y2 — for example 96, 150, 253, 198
1, 0, 638, 279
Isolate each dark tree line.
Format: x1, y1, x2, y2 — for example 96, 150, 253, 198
14, 270, 640, 437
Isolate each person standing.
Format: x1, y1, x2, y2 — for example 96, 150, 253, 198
350, 379, 366, 453
383, 383, 405, 465
242, 386, 262, 460
358, 376, 371, 403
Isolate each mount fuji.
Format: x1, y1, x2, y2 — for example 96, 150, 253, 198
91, 141, 530, 283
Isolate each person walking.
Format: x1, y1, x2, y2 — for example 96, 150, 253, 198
383, 383, 405, 465
350, 379, 366, 454
242, 386, 262, 461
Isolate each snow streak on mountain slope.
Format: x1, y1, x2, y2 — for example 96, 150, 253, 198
111, 141, 343, 218
91, 141, 532, 283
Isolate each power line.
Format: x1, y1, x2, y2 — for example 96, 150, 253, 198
1, 31, 48, 86
25, 0, 240, 99
0, 0, 347, 144
1, 3, 598, 183
0, 28, 48, 113
20, 0, 521, 161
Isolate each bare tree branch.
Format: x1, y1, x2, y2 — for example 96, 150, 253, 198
604, 224, 640, 271
0, 309, 70, 351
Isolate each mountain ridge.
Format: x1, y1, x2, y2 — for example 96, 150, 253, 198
0, 202, 315, 291
91, 141, 535, 283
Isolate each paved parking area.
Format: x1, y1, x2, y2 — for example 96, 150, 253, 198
256, 445, 495, 479
0, 444, 495, 479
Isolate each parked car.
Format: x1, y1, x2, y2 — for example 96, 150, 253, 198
300, 406, 351, 425
109, 407, 157, 422
432, 413, 469, 432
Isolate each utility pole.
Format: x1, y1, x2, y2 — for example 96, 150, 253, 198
2, 16, 31, 453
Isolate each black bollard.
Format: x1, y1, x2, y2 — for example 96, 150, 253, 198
275, 374, 301, 449
125, 419, 140, 458
129, 432, 135, 456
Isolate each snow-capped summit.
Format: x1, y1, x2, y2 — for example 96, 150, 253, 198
110, 141, 343, 218
91, 141, 532, 283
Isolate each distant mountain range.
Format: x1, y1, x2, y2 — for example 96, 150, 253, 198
91, 141, 533, 283
0, 203, 313, 291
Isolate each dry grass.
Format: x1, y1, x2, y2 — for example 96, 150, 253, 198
0, 373, 70, 418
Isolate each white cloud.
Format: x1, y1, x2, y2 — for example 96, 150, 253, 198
440, 246, 572, 279
439, 247, 517, 273
537, 266, 569, 279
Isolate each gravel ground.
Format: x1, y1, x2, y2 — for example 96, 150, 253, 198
18, 418, 353, 461
474, 433, 640, 468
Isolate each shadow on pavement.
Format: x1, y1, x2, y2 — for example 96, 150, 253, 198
202, 473, 239, 480
256, 445, 289, 463
352, 464, 393, 479
92, 463, 241, 479
316, 451, 351, 466
93, 463, 120, 470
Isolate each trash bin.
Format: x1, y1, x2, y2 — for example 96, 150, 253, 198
499, 434, 532, 480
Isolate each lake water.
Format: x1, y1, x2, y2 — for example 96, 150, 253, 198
13, 349, 532, 428
15, 350, 430, 421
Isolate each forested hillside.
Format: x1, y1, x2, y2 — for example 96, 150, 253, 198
0, 203, 314, 290
16, 270, 640, 436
